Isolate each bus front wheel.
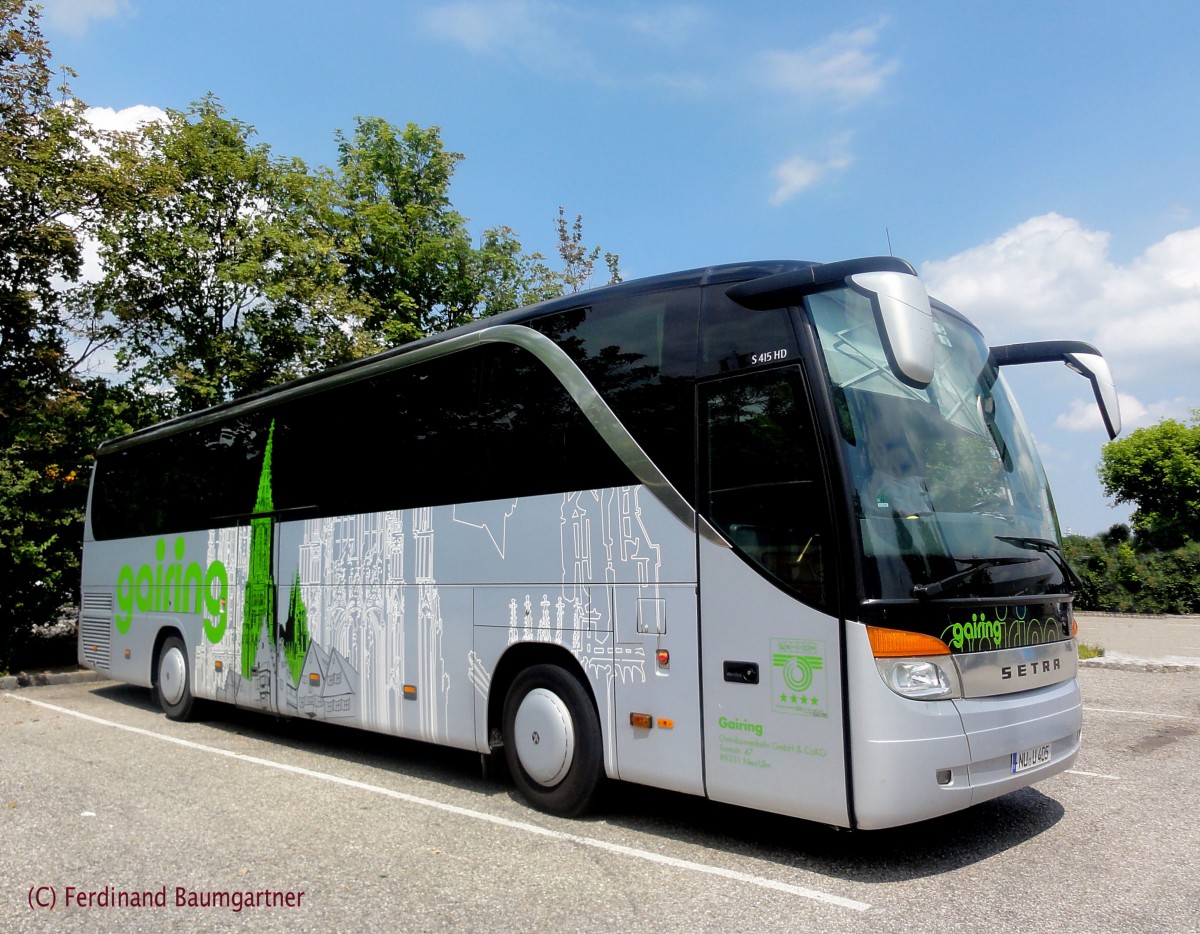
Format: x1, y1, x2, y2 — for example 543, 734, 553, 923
155, 635, 197, 721
502, 664, 603, 816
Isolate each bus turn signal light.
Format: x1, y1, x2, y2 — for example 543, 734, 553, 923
867, 626, 951, 658
629, 713, 653, 729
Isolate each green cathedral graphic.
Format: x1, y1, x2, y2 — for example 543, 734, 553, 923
240, 420, 310, 684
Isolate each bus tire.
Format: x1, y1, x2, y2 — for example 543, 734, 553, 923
503, 664, 603, 817
155, 635, 196, 721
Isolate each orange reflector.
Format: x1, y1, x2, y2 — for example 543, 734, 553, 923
629, 712, 653, 729
656, 718, 674, 730
867, 625, 951, 658
656, 649, 670, 667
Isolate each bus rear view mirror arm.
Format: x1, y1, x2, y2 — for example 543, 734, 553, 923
990, 340, 1121, 439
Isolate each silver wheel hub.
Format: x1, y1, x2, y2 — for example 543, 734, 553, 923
513, 688, 574, 787
159, 645, 187, 706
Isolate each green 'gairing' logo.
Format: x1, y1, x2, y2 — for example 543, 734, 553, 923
115, 536, 228, 642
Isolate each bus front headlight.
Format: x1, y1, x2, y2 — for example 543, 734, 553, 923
876, 657, 961, 699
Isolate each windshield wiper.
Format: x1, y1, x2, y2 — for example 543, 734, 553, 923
995, 536, 1084, 591
911, 556, 1037, 599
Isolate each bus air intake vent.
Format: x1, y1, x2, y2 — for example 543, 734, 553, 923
80, 591, 113, 670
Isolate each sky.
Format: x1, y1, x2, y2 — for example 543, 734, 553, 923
38, 0, 1200, 536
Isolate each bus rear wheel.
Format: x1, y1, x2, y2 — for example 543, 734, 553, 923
503, 664, 603, 817
155, 635, 197, 721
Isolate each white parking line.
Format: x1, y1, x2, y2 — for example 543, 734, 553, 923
1083, 706, 1200, 723
1064, 769, 1122, 780
5, 693, 870, 912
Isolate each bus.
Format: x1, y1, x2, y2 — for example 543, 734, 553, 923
78, 256, 1120, 830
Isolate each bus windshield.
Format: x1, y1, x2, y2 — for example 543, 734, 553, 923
807, 286, 1067, 603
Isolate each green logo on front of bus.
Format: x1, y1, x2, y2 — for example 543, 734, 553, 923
771, 639, 828, 717
114, 536, 228, 642
772, 652, 823, 692
942, 613, 1003, 651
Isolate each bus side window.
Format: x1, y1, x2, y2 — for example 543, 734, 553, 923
698, 287, 799, 377
700, 366, 832, 611
530, 290, 699, 503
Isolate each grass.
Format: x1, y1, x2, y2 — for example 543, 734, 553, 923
1077, 642, 1106, 660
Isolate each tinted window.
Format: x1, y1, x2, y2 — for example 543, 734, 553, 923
531, 289, 699, 500
700, 366, 833, 611
92, 342, 634, 539
699, 287, 799, 377
91, 413, 271, 539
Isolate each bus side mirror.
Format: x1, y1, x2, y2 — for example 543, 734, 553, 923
725, 258, 935, 390
847, 271, 935, 389
991, 341, 1122, 439
1064, 351, 1121, 439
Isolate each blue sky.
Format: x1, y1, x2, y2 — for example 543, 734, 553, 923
41, 1, 1200, 535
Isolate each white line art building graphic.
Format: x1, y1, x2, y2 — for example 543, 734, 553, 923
191, 485, 666, 759
503, 487, 664, 754
295, 509, 449, 741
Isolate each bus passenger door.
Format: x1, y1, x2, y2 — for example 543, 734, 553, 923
697, 368, 849, 826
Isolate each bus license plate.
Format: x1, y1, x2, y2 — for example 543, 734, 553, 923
1011, 743, 1052, 774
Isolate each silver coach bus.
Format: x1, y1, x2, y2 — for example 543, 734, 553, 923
79, 257, 1120, 829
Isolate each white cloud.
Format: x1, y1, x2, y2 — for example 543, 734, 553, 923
84, 104, 166, 134
420, 1, 596, 79
625, 4, 710, 45
757, 18, 897, 106
1055, 393, 1194, 434
769, 133, 853, 204
40, 0, 129, 37
921, 213, 1200, 361
922, 214, 1200, 436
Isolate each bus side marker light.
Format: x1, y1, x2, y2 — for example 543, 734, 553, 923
630, 713, 653, 729
214, 660, 223, 671
656, 649, 670, 668
123, 648, 131, 659
309, 673, 321, 686
403, 684, 417, 700
656, 718, 674, 730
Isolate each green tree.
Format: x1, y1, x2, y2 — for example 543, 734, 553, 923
552, 206, 621, 293
330, 118, 476, 342
90, 96, 366, 415
0, 1, 138, 668
0, 0, 116, 415
1097, 411, 1200, 549
329, 118, 622, 348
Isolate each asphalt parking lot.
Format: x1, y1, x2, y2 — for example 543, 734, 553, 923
2, 665, 1198, 933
